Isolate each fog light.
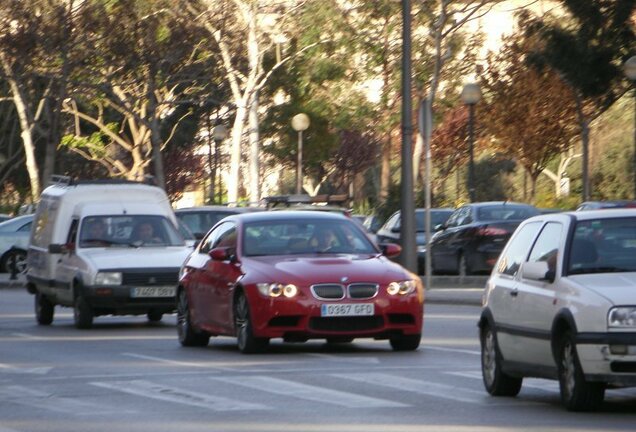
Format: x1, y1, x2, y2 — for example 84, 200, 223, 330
610, 344, 628, 355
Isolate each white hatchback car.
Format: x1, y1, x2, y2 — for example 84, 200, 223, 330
480, 209, 636, 411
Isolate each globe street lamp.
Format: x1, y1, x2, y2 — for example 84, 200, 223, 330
461, 83, 482, 203
291, 113, 310, 194
211, 124, 228, 204
625, 56, 636, 198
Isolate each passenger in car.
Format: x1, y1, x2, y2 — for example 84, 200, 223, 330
132, 221, 163, 244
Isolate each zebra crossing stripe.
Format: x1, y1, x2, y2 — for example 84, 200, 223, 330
91, 380, 268, 411
332, 372, 492, 404
210, 375, 407, 408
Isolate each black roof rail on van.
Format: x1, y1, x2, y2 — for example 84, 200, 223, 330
48, 175, 157, 187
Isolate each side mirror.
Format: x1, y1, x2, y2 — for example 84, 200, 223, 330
521, 261, 555, 283
209, 247, 236, 262
380, 243, 402, 258
49, 243, 73, 254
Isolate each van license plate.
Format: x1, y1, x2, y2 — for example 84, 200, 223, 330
321, 303, 374, 317
131, 286, 175, 298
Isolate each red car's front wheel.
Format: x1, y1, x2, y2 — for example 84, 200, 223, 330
234, 292, 269, 354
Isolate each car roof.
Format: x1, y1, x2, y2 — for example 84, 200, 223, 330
467, 201, 535, 208
175, 206, 261, 213
224, 210, 350, 223
524, 208, 636, 223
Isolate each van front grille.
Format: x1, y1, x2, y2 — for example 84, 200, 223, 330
121, 269, 179, 286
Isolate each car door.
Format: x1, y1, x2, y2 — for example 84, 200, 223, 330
198, 222, 239, 331
431, 206, 468, 272
513, 221, 564, 366
55, 219, 80, 305
186, 228, 218, 327
486, 221, 543, 361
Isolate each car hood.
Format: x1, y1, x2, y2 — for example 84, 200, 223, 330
242, 254, 411, 285
80, 247, 192, 270
569, 273, 636, 305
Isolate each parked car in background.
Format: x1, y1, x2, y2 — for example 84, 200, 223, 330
376, 208, 454, 274
576, 200, 636, 211
175, 206, 261, 240
0, 214, 34, 274
430, 202, 540, 276
177, 211, 424, 353
0, 214, 12, 223
263, 194, 352, 217
480, 209, 636, 411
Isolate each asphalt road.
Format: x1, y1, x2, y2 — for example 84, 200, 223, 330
1, 288, 635, 432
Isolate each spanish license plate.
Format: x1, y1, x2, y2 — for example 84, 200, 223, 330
130, 286, 176, 298
321, 303, 374, 317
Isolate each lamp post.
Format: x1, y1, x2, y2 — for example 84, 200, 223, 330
461, 83, 482, 203
211, 124, 228, 204
625, 56, 636, 198
291, 113, 310, 194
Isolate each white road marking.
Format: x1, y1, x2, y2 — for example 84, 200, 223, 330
333, 372, 525, 406
92, 380, 268, 411
421, 345, 480, 355
307, 353, 380, 364
211, 375, 407, 408
0, 385, 131, 415
0, 363, 52, 375
122, 352, 301, 369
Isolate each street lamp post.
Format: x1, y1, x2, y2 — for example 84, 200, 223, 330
291, 113, 310, 194
461, 83, 482, 203
211, 124, 228, 204
625, 56, 636, 198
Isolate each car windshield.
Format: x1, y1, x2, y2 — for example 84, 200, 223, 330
568, 217, 636, 275
242, 219, 377, 256
79, 215, 185, 248
415, 210, 452, 231
177, 210, 238, 238
477, 205, 538, 221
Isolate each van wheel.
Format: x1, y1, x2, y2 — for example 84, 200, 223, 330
35, 292, 54, 325
557, 330, 605, 411
147, 310, 163, 322
74, 296, 94, 329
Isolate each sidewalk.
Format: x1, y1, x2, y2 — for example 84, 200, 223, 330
0, 273, 484, 306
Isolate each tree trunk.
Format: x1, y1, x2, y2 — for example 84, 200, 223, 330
1, 62, 40, 201
380, 135, 391, 203
227, 104, 247, 205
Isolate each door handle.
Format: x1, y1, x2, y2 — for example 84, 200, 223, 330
510, 289, 518, 297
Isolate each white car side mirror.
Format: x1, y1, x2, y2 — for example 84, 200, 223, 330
521, 261, 555, 283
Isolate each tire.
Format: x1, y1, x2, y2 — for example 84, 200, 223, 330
147, 310, 163, 322
557, 331, 605, 411
458, 253, 470, 277
176, 289, 209, 347
2, 249, 27, 274
73, 296, 94, 329
234, 292, 268, 354
389, 334, 421, 351
480, 324, 522, 396
35, 292, 54, 325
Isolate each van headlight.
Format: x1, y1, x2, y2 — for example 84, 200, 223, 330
387, 280, 416, 295
608, 307, 636, 328
95, 272, 122, 286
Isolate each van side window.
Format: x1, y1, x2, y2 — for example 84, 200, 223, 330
67, 219, 79, 245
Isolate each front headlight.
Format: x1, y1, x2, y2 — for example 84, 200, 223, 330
94, 272, 122, 286
387, 280, 416, 295
608, 307, 636, 328
257, 283, 298, 298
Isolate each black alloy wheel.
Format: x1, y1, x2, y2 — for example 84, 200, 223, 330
176, 289, 210, 347
234, 292, 268, 354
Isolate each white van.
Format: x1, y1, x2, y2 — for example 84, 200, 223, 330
26, 178, 192, 329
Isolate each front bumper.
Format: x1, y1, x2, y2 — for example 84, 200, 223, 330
576, 332, 636, 387
78, 284, 176, 316
248, 289, 424, 340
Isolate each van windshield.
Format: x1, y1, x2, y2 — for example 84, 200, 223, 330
79, 215, 185, 248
